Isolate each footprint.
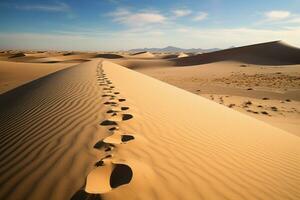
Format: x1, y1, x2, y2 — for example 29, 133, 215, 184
70, 190, 102, 200
94, 140, 115, 150
122, 114, 133, 120
108, 107, 129, 112
85, 163, 133, 194
114, 92, 120, 95
106, 110, 117, 114
104, 131, 135, 144
109, 114, 133, 122
100, 120, 117, 126
121, 135, 135, 142
110, 164, 133, 188
95, 160, 104, 167
93, 140, 108, 149
109, 127, 119, 131
118, 99, 126, 102
102, 95, 114, 97
104, 102, 117, 105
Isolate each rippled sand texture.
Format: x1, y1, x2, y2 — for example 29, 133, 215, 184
0, 60, 107, 199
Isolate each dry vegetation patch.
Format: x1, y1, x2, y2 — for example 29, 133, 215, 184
214, 72, 300, 90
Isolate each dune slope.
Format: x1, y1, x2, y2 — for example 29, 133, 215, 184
100, 61, 300, 200
0, 61, 76, 94
0, 60, 107, 200
174, 41, 300, 66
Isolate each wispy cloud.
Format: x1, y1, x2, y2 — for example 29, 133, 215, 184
257, 10, 300, 25
173, 9, 192, 17
265, 10, 291, 21
15, 2, 70, 12
193, 12, 208, 21
108, 8, 166, 26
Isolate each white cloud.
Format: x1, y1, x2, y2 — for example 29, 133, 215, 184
265, 10, 291, 21
257, 10, 300, 26
173, 9, 192, 17
125, 13, 165, 24
193, 12, 208, 21
15, 2, 70, 12
109, 8, 166, 26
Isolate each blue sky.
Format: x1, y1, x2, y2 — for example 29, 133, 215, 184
0, 0, 300, 50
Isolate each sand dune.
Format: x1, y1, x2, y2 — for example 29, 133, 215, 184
93, 53, 123, 59
113, 58, 173, 70
177, 52, 189, 58
9, 52, 26, 58
0, 52, 60, 63
0, 51, 95, 63
1, 59, 299, 199
130, 51, 156, 58
35, 52, 124, 62
160, 54, 179, 59
174, 41, 300, 66
0, 60, 76, 94
29, 53, 95, 63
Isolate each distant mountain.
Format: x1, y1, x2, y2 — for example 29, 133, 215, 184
129, 46, 220, 53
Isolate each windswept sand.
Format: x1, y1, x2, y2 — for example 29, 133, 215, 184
1, 59, 299, 199
0, 60, 105, 200
0, 61, 76, 94
99, 61, 300, 199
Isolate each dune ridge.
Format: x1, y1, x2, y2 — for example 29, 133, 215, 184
72, 64, 135, 198
130, 51, 155, 58
174, 41, 300, 66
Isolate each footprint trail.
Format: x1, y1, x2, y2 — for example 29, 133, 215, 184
71, 61, 136, 199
